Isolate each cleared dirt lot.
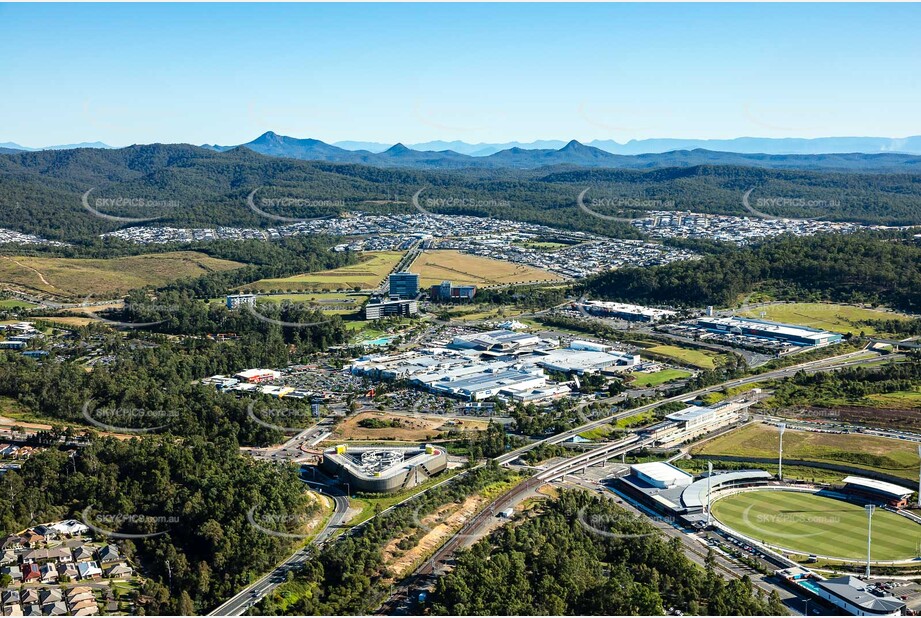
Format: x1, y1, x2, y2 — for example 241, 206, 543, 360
334, 411, 489, 442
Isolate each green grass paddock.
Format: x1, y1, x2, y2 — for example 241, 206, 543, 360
711, 490, 921, 561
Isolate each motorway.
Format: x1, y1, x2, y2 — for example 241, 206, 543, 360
210, 346, 887, 615
208, 483, 350, 616
207, 468, 470, 616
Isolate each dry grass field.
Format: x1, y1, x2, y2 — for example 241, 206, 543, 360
408, 250, 563, 288
738, 302, 911, 335
0, 252, 243, 299
245, 251, 403, 293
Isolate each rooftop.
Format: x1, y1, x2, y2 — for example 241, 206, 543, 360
842, 476, 914, 499
680, 470, 773, 510
324, 445, 443, 481
665, 405, 714, 423
631, 462, 694, 488
698, 316, 840, 341
816, 576, 906, 614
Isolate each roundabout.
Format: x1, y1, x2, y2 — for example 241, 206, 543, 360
711, 489, 921, 562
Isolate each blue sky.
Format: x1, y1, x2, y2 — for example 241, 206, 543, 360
1, 3, 920, 147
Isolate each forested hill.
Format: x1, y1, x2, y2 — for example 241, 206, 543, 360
581, 233, 921, 312
431, 490, 786, 616
3, 144, 921, 242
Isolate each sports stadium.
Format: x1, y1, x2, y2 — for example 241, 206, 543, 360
711, 477, 921, 563
616, 463, 921, 563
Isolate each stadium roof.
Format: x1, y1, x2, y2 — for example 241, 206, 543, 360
842, 476, 913, 499
681, 470, 773, 509
631, 462, 693, 488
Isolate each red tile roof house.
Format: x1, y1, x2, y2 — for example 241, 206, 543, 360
22, 563, 40, 582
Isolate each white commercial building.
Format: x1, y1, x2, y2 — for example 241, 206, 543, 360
577, 300, 677, 323
630, 462, 694, 489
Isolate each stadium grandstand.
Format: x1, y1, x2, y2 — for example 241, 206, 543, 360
840, 476, 914, 508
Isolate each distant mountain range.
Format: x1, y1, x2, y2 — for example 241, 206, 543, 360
333, 136, 921, 156
197, 132, 921, 172
5, 132, 921, 171
0, 141, 113, 151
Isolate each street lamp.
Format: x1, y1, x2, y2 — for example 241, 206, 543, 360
343, 482, 350, 498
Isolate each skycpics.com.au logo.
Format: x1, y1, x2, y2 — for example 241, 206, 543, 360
81, 399, 179, 434
246, 187, 343, 223
742, 188, 829, 221
247, 402, 317, 434
80, 505, 177, 539
82, 188, 178, 223
411, 187, 509, 216
576, 188, 672, 221
242, 299, 336, 329
576, 506, 672, 539
78, 294, 182, 329
246, 506, 319, 540
738, 503, 831, 540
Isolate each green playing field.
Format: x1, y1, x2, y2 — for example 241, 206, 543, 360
711, 490, 921, 561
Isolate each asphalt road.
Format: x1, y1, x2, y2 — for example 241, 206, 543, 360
207, 486, 349, 616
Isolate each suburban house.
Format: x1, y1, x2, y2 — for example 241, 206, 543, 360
42, 601, 68, 616
104, 563, 132, 579
21, 564, 40, 582
76, 561, 102, 580
1, 565, 22, 582
19, 591, 39, 606
39, 562, 58, 583
97, 545, 120, 565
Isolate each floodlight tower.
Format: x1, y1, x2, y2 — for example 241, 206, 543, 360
706, 461, 713, 526
917, 444, 921, 508
865, 504, 875, 579
778, 423, 786, 482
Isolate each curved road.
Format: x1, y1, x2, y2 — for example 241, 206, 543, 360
207, 487, 349, 616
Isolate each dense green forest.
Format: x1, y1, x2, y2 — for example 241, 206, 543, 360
107, 289, 349, 341
257, 464, 514, 616
582, 233, 921, 311
431, 490, 786, 616
0, 436, 313, 615
769, 354, 921, 408
3, 145, 921, 243
0, 325, 332, 445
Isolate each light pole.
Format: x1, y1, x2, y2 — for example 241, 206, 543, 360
916, 444, 921, 508
778, 423, 786, 482
343, 482, 350, 499
706, 461, 713, 526
865, 504, 875, 579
